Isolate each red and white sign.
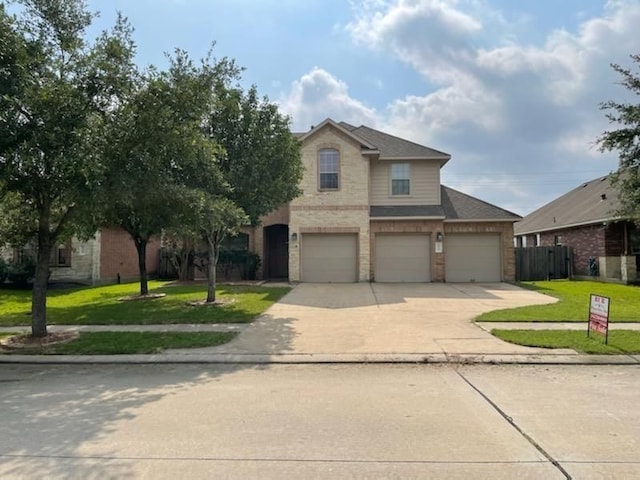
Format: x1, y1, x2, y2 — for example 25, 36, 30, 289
588, 294, 610, 338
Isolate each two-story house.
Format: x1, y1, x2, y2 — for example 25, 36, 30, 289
251, 118, 520, 283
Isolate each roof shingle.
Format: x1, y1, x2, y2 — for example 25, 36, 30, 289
514, 175, 619, 235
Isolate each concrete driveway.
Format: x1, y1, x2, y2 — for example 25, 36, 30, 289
208, 283, 571, 357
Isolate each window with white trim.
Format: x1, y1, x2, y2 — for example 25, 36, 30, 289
391, 163, 410, 195
319, 148, 339, 190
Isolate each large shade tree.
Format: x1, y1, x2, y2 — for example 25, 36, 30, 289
0, 0, 136, 337
208, 84, 303, 225
598, 53, 640, 224
99, 51, 233, 295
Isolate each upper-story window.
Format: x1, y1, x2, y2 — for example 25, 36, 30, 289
391, 163, 410, 195
319, 148, 339, 190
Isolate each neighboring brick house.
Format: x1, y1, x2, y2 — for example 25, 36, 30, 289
4, 227, 160, 284
514, 175, 639, 283
250, 119, 521, 283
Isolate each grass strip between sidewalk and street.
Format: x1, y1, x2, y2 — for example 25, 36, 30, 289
493, 329, 640, 354
1, 331, 237, 355
0, 281, 290, 326
477, 280, 640, 322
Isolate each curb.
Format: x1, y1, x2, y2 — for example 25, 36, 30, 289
1, 353, 638, 365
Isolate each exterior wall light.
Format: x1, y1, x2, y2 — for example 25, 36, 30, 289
291, 232, 298, 241
436, 232, 443, 242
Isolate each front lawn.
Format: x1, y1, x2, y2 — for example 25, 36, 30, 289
493, 329, 640, 354
477, 280, 640, 322
1, 331, 236, 354
0, 281, 290, 326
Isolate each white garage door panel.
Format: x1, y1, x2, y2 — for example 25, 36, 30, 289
445, 234, 501, 282
375, 234, 430, 282
301, 234, 357, 282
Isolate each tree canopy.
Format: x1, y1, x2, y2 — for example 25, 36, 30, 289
0, 0, 136, 336
1, 0, 303, 337
598, 53, 640, 224
99, 51, 230, 295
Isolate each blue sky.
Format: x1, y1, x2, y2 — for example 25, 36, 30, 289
83, 0, 640, 216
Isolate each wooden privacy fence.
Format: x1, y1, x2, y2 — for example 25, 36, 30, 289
515, 246, 573, 281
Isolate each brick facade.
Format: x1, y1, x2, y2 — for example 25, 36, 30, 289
539, 225, 605, 276
99, 227, 160, 282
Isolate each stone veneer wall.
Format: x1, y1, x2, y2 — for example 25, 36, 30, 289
48, 236, 100, 283
288, 124, 371, 282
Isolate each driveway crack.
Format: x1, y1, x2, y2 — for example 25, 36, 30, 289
455, 369, 572, 480
369, 283, 381, 308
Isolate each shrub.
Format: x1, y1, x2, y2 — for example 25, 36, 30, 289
7, 257, 36, 286
242, 252, 261, 280
0, 257, 8, 283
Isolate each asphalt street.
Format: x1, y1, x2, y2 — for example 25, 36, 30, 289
1, 363, 638, 479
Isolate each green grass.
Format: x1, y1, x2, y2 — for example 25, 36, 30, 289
2, 331, 236, 355
0, 281, 290, 326
477, 280, 640, 322
493, 329, 640, 354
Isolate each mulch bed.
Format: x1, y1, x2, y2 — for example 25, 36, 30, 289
0, 331, 78, 351
186, 298, 236, 307
117, 293, 167, 302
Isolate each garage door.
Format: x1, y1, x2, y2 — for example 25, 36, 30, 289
445, 233, 501, 282
301, 234, 357, 282
375, 234, 431, 282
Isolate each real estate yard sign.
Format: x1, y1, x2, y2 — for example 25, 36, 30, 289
588, 294, 610, 344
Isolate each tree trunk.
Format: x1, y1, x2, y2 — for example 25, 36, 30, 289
32, 213, 52, 338
134, 239, 149, 296
206, 240, 218, 303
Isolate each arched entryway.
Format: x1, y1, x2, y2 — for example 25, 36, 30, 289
264, 224, 289, 280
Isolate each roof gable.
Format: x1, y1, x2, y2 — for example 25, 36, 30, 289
298, 118, 377, 150
514, 175, 620, 235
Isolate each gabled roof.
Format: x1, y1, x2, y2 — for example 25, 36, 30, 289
339, 122, 450, 163
370, 186, 521, 221
514, 175, 620, 235
293, 118, 450, 162
441, 186, 521, 221
297, 118, 377, 150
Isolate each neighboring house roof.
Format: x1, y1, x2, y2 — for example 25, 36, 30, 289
514, 175, 620, 235
441, 186, 521, 221
370, 186, 521, 222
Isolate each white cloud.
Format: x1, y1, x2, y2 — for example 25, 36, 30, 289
345, 0, 640, 213
278, 67, 379, 131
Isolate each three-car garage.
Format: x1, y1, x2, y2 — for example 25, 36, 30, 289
298, 231, 504, 283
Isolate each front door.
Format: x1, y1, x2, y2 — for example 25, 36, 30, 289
265, 224, 289, 279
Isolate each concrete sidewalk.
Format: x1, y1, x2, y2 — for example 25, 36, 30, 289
0, 324, 247, 333
476, 321, 640, 331
2, 283, 639, 365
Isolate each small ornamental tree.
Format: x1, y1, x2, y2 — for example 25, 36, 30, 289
0, 1, 136, 337
193, 196, 248, 303
598, 53, 640, 224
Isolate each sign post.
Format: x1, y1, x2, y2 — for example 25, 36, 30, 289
587, 294, 610, 344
